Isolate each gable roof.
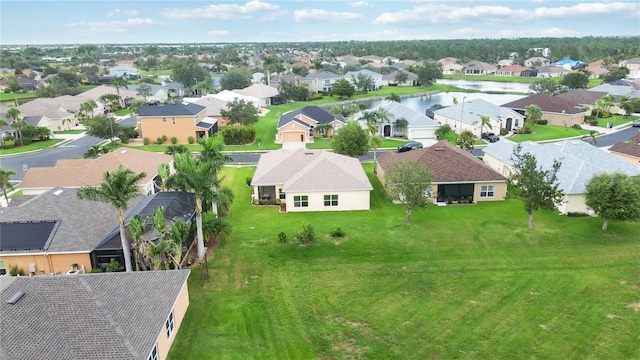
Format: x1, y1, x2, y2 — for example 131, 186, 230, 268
556, 88, 608, 105
191, 96, 229, 116
344, 69, 382, 79
434, 98, 523, 125
382, 70, 418, 81
483, 139, 640, 194
498, 64, 531, 72
0, 270, 189, 360
135, 101, 205, 116
609, 133, 640, 160
17, 97, 78, 120
0, 188, 140, 253
304, 71, 341, 80
251, 149, 372, 192
589, 79, 640, 97
75, 84, 140, 102
19, 148, 172, 189
501, 93, 584, 114
277, 105, 345, 129
233, 83, 279, 99
377, 141, 506, 183
465, 61, 497, 71
371, 101, 439, 128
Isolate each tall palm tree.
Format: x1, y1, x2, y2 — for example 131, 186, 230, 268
80, 99, 98, 119
375, 107, 394, 136
393, 118, 409, 136
77, 166, 146, 272
202, 210, 232, 246
479, 115, 493, 136
167, 219, 191, 268
164, 152, 215, 261
359, 111, 378, 136
370, 135, 382, 175
6, 107, 24, 146
0, 168, 16, 205
199, 136, 228, 215
157, 163, 171, 192
127, 214, 146, 271
524, 105, 542, 131
112, 76, 129, 108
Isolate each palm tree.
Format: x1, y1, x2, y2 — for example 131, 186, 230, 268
167, 219, 191, 268
359, 110, 378, 136
452, 96, 459, 105
112, 76, 129, 108
457, 130, 475, 151
0, 168, 16, 205
211, 186, 234, 216
127, 214, 147, 271
199, 136, 229, 215
77, 166, 146, 272
6, 107, 24, 146
157, 163, 171, 192
479, 115, 493, 136
393, 118, 409, 136
370, 135, 382, 175
164, 152, 215, 261
202, 210, 232, 246
386, 93, 401, 103
83, 144, 108, 159
595, 95, 615, 119
582, 130, 598, 145
80, 99, 98, 119
375, 107, 394, 137
524, 105, 542, 132
61, 117, 74, 131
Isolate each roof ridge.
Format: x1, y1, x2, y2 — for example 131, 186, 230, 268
77, 277, 141, 359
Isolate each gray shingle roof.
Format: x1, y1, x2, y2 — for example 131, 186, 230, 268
277, 106, 345, 129
251, 149, 373, 192
434, 99, 521, 125
0, 188, 142, 253
376, 101, 440, 127
304, 71, 341, 80
483, 139, 640, 194
136, 101, 205, 117
0, 270, 190, 360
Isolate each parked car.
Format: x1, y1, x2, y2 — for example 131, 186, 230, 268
397, 142, 423, 152
632, 119, 640, 127
481, 132, 500, 142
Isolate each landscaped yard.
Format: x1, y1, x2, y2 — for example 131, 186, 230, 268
594, 115, 639, 128
510, 124, 591, 143
0, 139, 63, 155
443, 74, 604, 88
168, 165, 640, 360
54, 129, 85, 135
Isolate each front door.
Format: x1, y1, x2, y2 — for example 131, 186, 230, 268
383, 125, 391, 137
505, 118, 512, 131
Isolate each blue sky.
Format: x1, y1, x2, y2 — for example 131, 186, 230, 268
1, 1, 639, 45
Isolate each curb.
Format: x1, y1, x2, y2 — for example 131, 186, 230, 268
0, 138, 75, 158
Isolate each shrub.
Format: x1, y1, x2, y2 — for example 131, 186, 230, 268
589, 119, 598, 126
518, 127, 532, 134
187, 135, 195, 144
165, 145, 189, 155
170, 136, 178, 145
220, 126, 256, 145
90, 268, 103, 273
536, 120, 548, 125
143, 137, 150, 145
330, 226, 345, 238
567, 212, 589, 217
499, 128, 508, 136
572, 124, 583, 130
294, 222, 315, 244
584, 115, 595, 121
278, 232, 287, 243
435, 124, 452, 139
2, 139, 15, 149
9, 265, 25, 276
156, 137, 163, 145
258, 199, 279, 205
106, 258, 123, 272
119, 136, 129, 144
245, 177, 253, 186
161, 135, 168, 143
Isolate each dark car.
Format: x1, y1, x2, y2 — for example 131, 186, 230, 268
481, 132, 500, 143
397, 142, 423, 152
632, 119, 640, 127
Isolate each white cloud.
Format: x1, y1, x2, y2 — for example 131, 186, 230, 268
107, 8, 139, 17
374, 2, 638, 25
207, 30, 229, 36
294, 9, 364, 23
161, 0, 279, 20
349, 1, 372, 8
259, 9, 288, 22
64, 18, 157, 33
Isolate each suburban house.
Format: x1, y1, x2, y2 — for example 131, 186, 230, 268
76, 84, 141, 109
495, 65, 531, 76
483, 139, 640, 214
344, 69, 383, 91
129, 83, 187, 102
234, 83, 280, 106
556, 89, 608, 110
501, 93, 586, 127
433, 98, 524, 136
524, 57, 550, 68
108, 65, 141, 80
250, 148, 373, 212
382, 70, 419, 87
464, 61, 497, 75
551, 58, 586, 71
619, 57, 640, 78
136, 101, 217, 144
355, 101, 439, 144
0, 77, 39, 92
536, 65, 569, 78
17, 96, 81, 131
589, 79, 640, 98
276, 105, 346, 148
438, 57, 460, 66
376, 141, 507, 203
0, 188, 142, 274
304, 71, 342, 93
0, 270, 190, 360
209, 90, 261, 109
608, 132, 640, 165
18, 148, 173, 196
268, 73, 310, 90
190, 96, 229, 126
441, 63, 464, 74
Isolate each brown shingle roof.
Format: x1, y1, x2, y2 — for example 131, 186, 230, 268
19, 148, 172, 189
502, 93, 584, 114
377, 141, 506, 183
609, 133, 640, 159
556, 89, 607, 105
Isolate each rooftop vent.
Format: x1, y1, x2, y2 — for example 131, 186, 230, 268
7, 291, 25, 305
182, 101, 189, 106
435, 147, 445, 151
304, 152, 315, 155
53, 190, 63, 196
120, 150, 127, 154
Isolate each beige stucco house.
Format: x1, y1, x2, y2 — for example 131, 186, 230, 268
250, 148, 373, 212
276, 106, 346, 147
136, 101, 217, 144
502, 93, 586, 127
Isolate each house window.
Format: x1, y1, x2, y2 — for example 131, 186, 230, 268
147, 345, 158, 360
294, 195, 308, 207
279, 192, 286, 200
172, 117, 176, 125
324, 194, 338, 207
480, 185, 495, 198
162, 117, 167, 123
165, 311, 175, 339
324, 79, 330, 84
515, 119, 519, 127
0, 261, 5, 276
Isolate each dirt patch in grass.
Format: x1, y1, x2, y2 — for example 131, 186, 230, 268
626, 302, 640, 312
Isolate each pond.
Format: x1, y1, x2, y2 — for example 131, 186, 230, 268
364, 92, 526, 114
437, 79, 533, 93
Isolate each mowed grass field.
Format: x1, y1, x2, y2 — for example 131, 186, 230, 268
168, 165, 640, 360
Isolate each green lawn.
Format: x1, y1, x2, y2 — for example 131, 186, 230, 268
54, 129, 85, 134
0, 92, 39, 102
168, 165, 640, 360
595, 115, 639, 128
0, 139, 63, 155
444, 132, 487, 146
443, 74, 604, 88
511, 124, 591, 143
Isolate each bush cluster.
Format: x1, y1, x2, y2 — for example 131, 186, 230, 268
187, 136, 195, 144
220, 126, 256, 145
536, 120, 548, 125
572, 124, 583, 130
294, 222, 315, 244
170, 136, 178, 145
143, 137, 150, 145
330, 226, 345, 238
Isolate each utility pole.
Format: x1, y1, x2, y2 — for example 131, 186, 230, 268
459, 96, 467, 134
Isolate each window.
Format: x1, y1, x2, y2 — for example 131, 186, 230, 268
480, 185, 495, 198
279, 192, 286, 200
514, 119, 519, 127
172, 117, 176, 125
0, 261, 5, 276
324, 194, 338, 207
324, 79, 330, 84
162, 117, 167, 123
147, 345, 158, 360
293, 195, 308, 207
165, 311, 175, 339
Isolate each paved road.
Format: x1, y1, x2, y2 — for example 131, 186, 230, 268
592, 126, 640, 147
1, 117, 135, 182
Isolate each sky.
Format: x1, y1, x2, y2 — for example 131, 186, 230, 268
1, 1, 639, 45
